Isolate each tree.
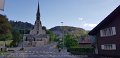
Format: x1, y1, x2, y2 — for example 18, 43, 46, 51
0, 15, 12, 41
10, 29, 21, 47
47, 30, 59, 42
64, 34, 79, 48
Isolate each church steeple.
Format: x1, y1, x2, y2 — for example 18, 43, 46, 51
36, 2, 41, 25
37, 2, 40, 17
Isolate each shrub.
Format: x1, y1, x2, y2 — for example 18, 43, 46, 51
67, 48, 94, 55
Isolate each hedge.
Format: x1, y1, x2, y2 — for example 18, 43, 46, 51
67, 48, 95, 55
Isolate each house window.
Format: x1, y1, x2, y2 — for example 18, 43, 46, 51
101, 44, 116, 50
100, 27, 116, 37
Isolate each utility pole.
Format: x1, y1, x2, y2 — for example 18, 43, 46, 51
21, 24, 25, 50
61, 22, 64, 49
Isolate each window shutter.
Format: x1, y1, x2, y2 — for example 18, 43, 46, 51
101, 45, 104, 50
112, 27, 116, 35
112, 44, 116, 50
100, 30, 103, 37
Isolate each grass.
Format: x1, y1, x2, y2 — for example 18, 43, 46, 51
0, 40, 13, 56
0, 51, 5, 55
0, 40, 13, 46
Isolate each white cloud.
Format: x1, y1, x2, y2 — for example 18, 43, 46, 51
83, 23, 97, 28
78, 17, 84, 21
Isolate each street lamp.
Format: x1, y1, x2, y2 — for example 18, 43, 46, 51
21, 25, 25, 50
61, 22, 64, 49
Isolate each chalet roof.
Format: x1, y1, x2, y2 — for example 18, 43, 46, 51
89, 5, 120, 35
79, 37, 92, 44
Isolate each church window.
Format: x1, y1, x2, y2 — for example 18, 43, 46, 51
37, 31, 39, 34
33, 37, 35, 41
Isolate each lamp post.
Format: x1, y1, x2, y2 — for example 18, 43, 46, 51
61, 22, 64, 49
21, 24, 25, 50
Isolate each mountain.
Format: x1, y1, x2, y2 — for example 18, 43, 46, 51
49, 26, 87, 39
9, 20, 34, 34
9, 20, 33, 30
9, 20, 47, 34
8, 20, 87, 39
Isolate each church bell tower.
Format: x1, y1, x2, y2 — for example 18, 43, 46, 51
30, 2, 45, 35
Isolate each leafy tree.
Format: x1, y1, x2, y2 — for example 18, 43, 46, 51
57, 41, 63, 49
0, 15, 12, 41
64, 34, 79, 48
47, 30, 59, 42
19, 29, 30, 34
10, 29, 21, 47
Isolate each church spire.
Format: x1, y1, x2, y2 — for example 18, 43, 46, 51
35, 2, 41, 25
37, 2, 40, 17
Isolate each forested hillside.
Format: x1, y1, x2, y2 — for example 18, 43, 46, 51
49, 26, 87, 39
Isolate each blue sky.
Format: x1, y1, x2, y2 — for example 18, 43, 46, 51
1, 0, 120, 30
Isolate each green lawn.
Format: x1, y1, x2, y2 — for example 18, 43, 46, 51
0, 40, 13, 56
0, 40, 13, 46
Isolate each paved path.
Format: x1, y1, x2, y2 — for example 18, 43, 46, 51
3, 42, 87, 58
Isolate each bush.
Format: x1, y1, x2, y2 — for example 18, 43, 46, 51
64, 34, 79, 48
67, 48, 94, 55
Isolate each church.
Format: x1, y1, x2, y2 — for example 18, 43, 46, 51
23, 2, 49, 47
